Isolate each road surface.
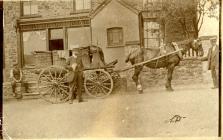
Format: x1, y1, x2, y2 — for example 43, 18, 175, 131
3, 83, 219, 138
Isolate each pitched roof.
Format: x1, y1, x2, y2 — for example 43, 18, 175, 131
90, 0, 139, 18
116, 0, 140, 14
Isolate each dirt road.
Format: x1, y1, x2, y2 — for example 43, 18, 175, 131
3, 83, 219, 138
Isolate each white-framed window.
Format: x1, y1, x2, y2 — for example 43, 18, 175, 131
107, 27, 124, 47
22, 0, 38, 16
74, 0, 91, 11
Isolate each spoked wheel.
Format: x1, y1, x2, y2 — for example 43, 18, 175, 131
84, 69, 113, 98
38, 66, 69, 104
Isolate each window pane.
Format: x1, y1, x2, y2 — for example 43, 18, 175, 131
84, 0, 91, 9
76, 0, 84, 10
144, 38, 159, 48
23, 1, 38, 15
50, 29, 63, 40
75, 0, 90, 10
107, 28, 123, 46
113, 32, 120, 44
23, 31, 47, 65
108, 31, 113, 43
31, 4, 38, 15
119, 30, 123, 42
67, 27, 91, 50
144, 21, 160, 48
23, 2, 31, 15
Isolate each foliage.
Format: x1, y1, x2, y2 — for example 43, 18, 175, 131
137, 0, 219, 38
157, 0, 219, 38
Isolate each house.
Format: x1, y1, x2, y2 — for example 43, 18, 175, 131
91, 0, 140, 68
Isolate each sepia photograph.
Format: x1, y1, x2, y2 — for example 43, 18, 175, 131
1, 0, 221, 139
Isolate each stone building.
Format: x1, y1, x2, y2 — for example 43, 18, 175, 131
3, 0, 204, 95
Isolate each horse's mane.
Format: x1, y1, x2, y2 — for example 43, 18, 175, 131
125, 47, 143, 63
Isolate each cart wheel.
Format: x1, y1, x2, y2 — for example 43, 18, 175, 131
110, 71, 121, 88
38, 66, 69, 104
84, 69, 113, 98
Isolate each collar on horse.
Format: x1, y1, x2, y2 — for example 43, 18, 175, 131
172, 42, 183, 60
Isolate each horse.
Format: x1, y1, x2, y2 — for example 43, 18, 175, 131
125, 39, 204, 92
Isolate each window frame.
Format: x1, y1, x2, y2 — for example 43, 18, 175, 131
143, 20, 161, 49
72, 0, 91, 13
20, 0, 40, 18
107, 27, 124, 47
21, 30, 48, 67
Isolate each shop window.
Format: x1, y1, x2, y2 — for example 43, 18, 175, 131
23, 31, 46, 65
22, 0, 38, 16
73, 0, 91, 12
107, 27, 124, 47
67, 27, 91, 50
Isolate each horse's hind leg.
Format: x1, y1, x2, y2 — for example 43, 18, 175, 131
165, 64, 175, 91
132, 66, 143, 93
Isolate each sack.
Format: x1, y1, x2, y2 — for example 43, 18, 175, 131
65, 71, 75, 83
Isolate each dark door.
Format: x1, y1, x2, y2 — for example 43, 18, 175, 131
49, 39, 64, 51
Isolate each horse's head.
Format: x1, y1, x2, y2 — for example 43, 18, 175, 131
190, 39, 204, 56
172, 39, 204, 57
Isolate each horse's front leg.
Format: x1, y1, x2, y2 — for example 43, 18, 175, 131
132, 66, 143, 94
165, 64, 175, 91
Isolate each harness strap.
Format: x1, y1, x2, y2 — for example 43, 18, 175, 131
172, 42, 183, 60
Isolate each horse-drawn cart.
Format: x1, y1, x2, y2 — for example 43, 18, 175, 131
34, 43, 187, 104
36, 45, 119, 104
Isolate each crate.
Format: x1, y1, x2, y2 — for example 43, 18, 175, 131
33, 51, 52, 68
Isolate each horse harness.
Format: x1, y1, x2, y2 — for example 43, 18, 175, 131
172, 42, 183, 60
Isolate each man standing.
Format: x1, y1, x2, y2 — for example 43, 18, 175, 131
66, 48, 84, 103
198, 37, 219, 89
10, 63, 29, 99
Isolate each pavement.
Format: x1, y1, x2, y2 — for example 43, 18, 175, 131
2, 83, 219, 139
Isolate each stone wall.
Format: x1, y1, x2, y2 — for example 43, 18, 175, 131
125, 59, 204, 91
37, 1, 73, 18
3, 1, 21, 82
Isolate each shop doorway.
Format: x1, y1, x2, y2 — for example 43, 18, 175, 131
49, 39, 64, 51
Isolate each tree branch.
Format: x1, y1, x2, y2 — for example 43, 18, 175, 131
198, 12, 205, 32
